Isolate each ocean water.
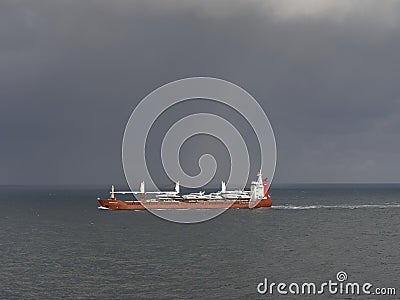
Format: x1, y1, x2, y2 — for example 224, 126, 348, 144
0, 185, 399, 299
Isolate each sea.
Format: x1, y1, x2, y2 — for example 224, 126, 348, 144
0, 185, 399, 299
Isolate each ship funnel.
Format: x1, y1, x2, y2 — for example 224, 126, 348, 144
263, 178, 269, 198
175, 181, 180, 194
221, 181, 226, 193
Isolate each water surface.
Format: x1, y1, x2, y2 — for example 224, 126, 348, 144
0, 185, 398, 299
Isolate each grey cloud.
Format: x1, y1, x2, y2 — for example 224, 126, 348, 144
0, 0, 399, 184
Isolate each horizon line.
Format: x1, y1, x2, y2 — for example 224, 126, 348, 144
1, 182, 400, 187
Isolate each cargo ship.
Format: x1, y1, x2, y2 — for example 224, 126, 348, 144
97, 171, 272, 210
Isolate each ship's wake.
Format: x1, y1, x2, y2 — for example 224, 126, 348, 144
272, 204, 400, 210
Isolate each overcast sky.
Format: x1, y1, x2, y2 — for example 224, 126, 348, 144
1, 0, 400, 185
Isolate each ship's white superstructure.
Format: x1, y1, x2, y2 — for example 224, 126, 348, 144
111, 171, 268, 202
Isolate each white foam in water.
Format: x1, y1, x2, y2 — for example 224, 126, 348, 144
272, 204, 400, 210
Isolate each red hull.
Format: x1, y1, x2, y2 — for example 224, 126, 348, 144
98, 198, 273, 210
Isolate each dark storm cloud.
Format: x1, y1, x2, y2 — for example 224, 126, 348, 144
1, 0, 400, 184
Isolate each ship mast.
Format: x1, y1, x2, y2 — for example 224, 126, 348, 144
257, 170, 263, 184
110, 185, 115, 199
